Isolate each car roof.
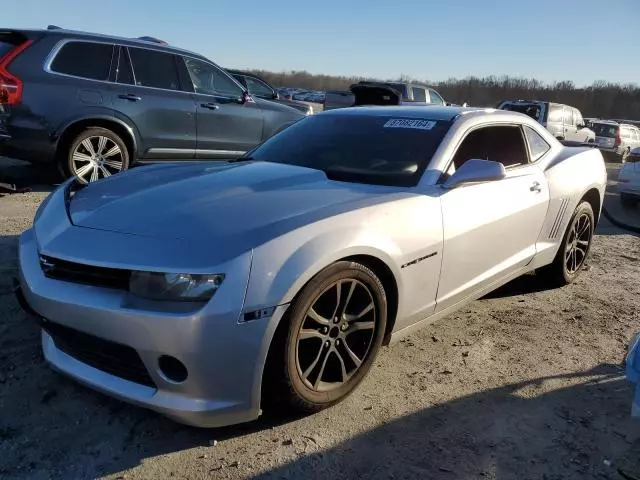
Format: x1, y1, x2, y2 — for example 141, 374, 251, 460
13, 27, 208, 60
320, 105, 489, 121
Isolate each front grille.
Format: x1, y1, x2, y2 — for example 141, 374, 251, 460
43, 320, 156, 388
39, 255, 130, 290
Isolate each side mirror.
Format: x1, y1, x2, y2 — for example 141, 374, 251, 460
443, 159, 506, 189
272, 91, 279, 100
576, 123, 585, 129
237, 91, 253, 104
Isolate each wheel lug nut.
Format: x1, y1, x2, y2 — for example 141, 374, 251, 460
325, 341, 330, 348
335, 339, 340, 345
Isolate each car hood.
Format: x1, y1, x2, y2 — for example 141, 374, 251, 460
69, 161, 400, 250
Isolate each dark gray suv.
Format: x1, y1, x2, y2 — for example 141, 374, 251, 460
0, 27, 304, 183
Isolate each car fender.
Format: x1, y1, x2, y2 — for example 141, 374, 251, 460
245, 226, 404, 316
52, 109, 141, 158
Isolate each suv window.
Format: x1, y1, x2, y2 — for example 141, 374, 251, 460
429, 89, 445, 105
563, 107, 574, 126
548, 105, 563, 123
243, 76, 274, 97
115, 47, 134, 85
50, 41, 113, 81
128, 47, 180, 90
412, 87, 427, 102
524, 126, 551, 161
451, 125, 528, 170
183, 57, 243, 97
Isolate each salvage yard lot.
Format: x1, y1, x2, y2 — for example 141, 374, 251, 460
1, 158, 639, 480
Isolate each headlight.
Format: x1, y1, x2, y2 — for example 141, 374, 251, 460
129, 271, 225, 302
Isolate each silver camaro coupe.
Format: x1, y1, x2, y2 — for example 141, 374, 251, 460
16, 106, 607, 427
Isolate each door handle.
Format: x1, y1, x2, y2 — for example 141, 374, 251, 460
118, 94, 141, 101
201, 103, 219, 110
530, 181, 542, 193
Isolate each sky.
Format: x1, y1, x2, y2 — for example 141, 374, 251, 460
4, 0, 639, 87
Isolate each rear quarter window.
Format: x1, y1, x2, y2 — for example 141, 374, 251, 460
50, 41, 114, 81
592, 123, 617, 138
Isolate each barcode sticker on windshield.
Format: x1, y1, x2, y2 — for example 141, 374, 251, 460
383, 119, 437, 130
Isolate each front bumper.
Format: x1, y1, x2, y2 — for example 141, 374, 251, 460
17, 228, 287, 428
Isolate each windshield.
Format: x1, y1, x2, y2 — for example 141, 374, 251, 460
592, 123, 618, 138
246, 114, 451, 187
501, 103, 542, 121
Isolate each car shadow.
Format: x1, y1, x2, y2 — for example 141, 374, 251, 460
481, 272, 556, 299
254, 364, 637, 480
0, 158, 59, 195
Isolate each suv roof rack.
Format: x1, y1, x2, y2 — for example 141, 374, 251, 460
136, 36, 168, 45
47, 25, 63, 30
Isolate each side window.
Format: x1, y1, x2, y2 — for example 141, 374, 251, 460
548, 105, 563, 123
115, 47, 134, 85
524, 126, 551, 162
50, 41, 114, 81
450, 125, 529, 170
244, 76, 275, 97
183, 57, 244, 97
574, 109, 584, 127
428, 89, 445, 105
563, 107, 574, 126
128, 47, 180, 90
411, 87, 427, 102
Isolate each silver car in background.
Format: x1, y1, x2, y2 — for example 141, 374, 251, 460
16, 106, 607, 428
591, 120, 640, 163
497, 100, 595, 143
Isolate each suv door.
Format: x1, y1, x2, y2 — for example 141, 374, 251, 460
111, 46, 196, 160
436, 124, 550, 311
178, 56, 263, 158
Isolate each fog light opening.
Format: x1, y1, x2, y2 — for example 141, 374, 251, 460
158, 355, 188, 383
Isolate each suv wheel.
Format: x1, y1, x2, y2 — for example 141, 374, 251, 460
65, 127, 129, 183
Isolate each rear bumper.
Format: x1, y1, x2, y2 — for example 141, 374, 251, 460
0, 127, 56, 164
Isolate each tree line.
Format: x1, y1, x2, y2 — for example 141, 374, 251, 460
246, 69, 640, 120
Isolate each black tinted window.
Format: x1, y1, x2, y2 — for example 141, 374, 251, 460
592, 123, 617, 138
115, 48, 134, 85
128, 47, 180, 90
184, 57, 243, 97
50, 41, 113, 81
247, 115, 451, 187
452, 126, 528, 169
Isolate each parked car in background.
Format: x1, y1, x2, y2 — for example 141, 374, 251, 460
496, 100, 595, 143
323, 90, 355, 110
16, 105, 606, 427
591, 120, 640, 163
0, 27, 304, 183
619, 147, 640, 206
226, 70, 313, 115
323, 81, 448, 110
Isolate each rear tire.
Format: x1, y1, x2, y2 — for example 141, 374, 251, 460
264, 261, 387, 414
538, 201, 594, 287
62, 127, 129, 183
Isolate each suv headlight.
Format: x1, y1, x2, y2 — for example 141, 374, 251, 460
129, 272, 225, 302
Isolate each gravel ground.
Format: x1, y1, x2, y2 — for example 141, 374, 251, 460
0, 158, 639, 480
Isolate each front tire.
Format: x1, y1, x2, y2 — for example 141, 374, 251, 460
266, 261, 387, 414
64, 127, 129, 183
538, 201, 595, 287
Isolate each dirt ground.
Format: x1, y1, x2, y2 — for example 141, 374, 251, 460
0, 159, 639, 480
